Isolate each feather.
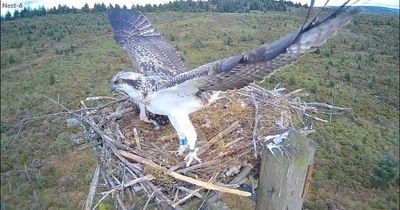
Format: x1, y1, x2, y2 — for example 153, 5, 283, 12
159, 0, 356, 92
108, 9, 186, 79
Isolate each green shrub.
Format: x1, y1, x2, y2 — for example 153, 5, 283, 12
11, 40, 23, 48
370, 154, 399, 189
0, 121, 12, 133
8, 55, 17, 64
239, 32, 252, 42
344, 72, 352, 82
224, 35, 233, 46
193, 38, 204, 48
49, 74, 55, 85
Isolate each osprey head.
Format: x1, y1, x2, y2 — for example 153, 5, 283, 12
109, 71, 144, 99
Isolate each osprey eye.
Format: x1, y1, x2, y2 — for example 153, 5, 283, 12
117, 79, 123, 84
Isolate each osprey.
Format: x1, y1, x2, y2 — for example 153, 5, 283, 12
108, 1, 355, 166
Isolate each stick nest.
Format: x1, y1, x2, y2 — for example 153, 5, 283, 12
65, 84, 350, 209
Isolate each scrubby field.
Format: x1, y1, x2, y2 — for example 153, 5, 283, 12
1, 10, 399, 209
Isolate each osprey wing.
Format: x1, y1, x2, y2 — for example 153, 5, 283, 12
159, 1, 356, 92
108, 9, 185, 79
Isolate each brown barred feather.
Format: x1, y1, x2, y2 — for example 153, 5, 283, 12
108, 9, 185, 79
157, 3, 355, 92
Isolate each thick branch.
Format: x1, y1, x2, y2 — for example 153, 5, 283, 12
85, 164, 100, 210
119, 150, 251, 197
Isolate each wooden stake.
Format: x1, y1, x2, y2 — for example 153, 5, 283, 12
255, 130, 316, 210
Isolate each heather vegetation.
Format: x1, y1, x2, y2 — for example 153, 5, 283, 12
1, 2, 399, 209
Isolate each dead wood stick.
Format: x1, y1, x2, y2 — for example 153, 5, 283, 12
85, 96, 120, 101
304, 113, 329, 123
250, 92, 259, 158
167, 162, 186, 173
19, 112, 69, 123
106, 174, 153, 206
16, 102, 115, 125
117, 175, 154, 189
112, 137, 169, 168
235, 149, 252, 159
217, 141, 253, 159
177, 186, 203, 198
225, 137, 244, 148
196, 190, 211, 210
215, 182, 240, 188
123, 162, 178, 210
114, 122, 126, 141
133, 128, 141, 150
11, 108, 88, 144
176, 159, 222, 174
305, 102, 352, 111
149, 142, 171, 158
85, 163, 100, 210
143, 192, 155, 210
198, 121, 240, 156
92, 189, 114, 210
137, 176, 178, 210
120, 163, 134, 200
209, 164, 253, 202
78, 143, 101, 151
158, 134, 177, 141
104, 107, 134, 122
94, 171, 126, 210
109, 137, 146, 158
95, 96, 129, 110
123, 164, 152, 195
173, 188, 180, 202
285, 88, 304, 97
172, 188, 203, 208
145, 179, 179, 210
173, 170, 219, 207
104, 176, 128, 210
119, 150, 251, 197
230, 165, 253, 184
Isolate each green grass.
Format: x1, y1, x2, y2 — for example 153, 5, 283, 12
1, 10, 399, 209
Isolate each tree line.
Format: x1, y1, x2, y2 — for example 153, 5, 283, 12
2, 0, 307, 20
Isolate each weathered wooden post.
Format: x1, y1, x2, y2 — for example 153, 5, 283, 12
256, 129, 316, 210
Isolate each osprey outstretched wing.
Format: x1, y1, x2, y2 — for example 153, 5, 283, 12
108, 0, 357, 167
158, 1, 355, 92
108, 9, 185, 79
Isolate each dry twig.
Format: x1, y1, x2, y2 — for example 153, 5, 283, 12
250, 92, 259, 158
85, 164, 100, 210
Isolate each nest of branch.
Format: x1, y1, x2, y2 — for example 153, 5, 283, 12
61, 84, 350, 209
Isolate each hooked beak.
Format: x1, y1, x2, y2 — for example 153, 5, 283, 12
109, 84, 116, 93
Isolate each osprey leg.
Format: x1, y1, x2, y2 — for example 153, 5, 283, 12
168, 113, 202, 166
168, 115, 189, 155
176, 138, 188, 156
